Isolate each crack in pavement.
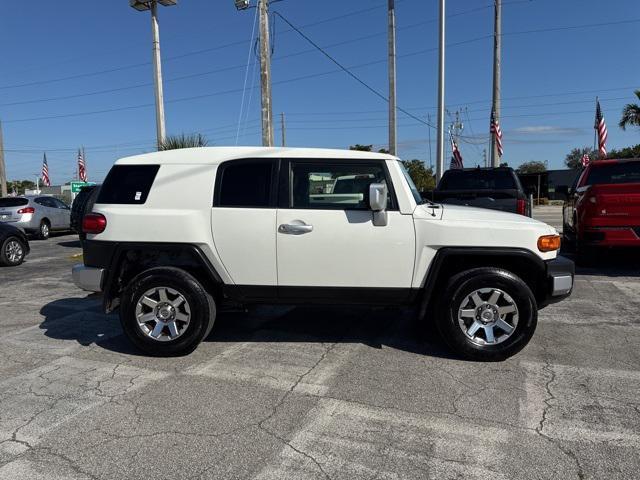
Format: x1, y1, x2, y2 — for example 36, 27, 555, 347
535, 359, 585, 480
255, 341, 338, 480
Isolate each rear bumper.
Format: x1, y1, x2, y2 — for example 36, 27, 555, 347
541, 256, 574, 306
72, 264, 104, 292
581, 226, 640, 247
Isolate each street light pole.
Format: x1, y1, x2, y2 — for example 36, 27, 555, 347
258, 0, 274, 147
388, 0, 397, 156
0, 121, 7, 197
490, 0, 502, 167
436, 0, 446, 182
150, 1, 167, 150
130, 0, 175, 150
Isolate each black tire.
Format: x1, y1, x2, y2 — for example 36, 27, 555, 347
436, 267, 537, 361
38, 219, 50, 240
120, 267, 216, 356
0, 236, 26, 266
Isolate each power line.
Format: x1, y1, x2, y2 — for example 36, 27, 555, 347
272, 11, 435, 129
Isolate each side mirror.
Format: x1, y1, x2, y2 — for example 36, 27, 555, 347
369, 183, 388, 226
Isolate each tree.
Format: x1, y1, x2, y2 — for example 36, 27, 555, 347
377, 148, 390, 154
349, 144, 373, 152
619, 90, 640, 130
499, 162, 508, 167
7, 180, 36, 195
159, 133, 208, 151
565, 147, 596, 169
401, 160, 435, 191
516, 161, 547, 174
607, 144, 640, 159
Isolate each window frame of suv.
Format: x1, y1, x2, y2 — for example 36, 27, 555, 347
278, 159, 399, 211
213, 158, 279, 209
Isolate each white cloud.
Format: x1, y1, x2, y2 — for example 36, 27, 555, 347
511, 126, 584, 135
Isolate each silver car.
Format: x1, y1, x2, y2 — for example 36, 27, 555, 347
0, 195, 71, 240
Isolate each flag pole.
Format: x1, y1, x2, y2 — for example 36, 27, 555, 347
593, 96, 598, 156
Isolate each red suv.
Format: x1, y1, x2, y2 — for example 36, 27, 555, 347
562, 158, 640, 259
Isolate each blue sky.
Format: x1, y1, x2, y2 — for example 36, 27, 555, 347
1, 0, 638, 184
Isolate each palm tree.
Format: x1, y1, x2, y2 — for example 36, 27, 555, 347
619, 90, 640, 130
159, 133, 209, 151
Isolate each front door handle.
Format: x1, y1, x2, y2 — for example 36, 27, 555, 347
278, 222, 313, 235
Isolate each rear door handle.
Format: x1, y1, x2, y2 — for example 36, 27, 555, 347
278, 222, 313, 235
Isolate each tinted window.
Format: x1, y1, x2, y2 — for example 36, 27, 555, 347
0, 198, 28, 208
290, 162, 388, 210
216, 161, 273, 207
96, 165, 159, 205
586, 162, 640, 185
53, 198, 69, 209
35, 197, 56, 208
438, 170, 517, 190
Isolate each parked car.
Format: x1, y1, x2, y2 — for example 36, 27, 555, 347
71, 185, 101, 240
0, 222, 30, 266
432, 167, 531, 216
0, 195, 71, 239
561, 158, 640, 260
72, 147, 573, 360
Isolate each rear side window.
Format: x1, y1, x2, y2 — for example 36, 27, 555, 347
0, 198, 28, 208
96, 165, 159, 205
215, 160, 274, 208
438, 170, 517, 190
586, 162, 640, 185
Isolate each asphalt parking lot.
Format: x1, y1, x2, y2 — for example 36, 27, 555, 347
1, 213, 639, 479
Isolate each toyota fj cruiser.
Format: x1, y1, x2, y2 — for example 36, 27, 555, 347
72, 147, 574, 360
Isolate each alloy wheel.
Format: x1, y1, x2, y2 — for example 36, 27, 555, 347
457, 288, 519, 346
5, 240, 24, 264
134, 286, 191, 342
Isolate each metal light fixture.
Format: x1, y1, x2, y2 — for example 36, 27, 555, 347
130, 0, 177, 11
234, 0, 250, 10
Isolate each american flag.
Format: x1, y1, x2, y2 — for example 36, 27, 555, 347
594, 100, 608, 158
78, 149, 88, 182
449, 133, 463, 169
581, 153, 590, 167
490, 110, 504, 157
41, 153, 51, 187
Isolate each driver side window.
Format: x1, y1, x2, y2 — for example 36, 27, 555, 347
289, 162, 393, 210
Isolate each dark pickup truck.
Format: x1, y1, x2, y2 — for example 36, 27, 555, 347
432, 167, 531, 217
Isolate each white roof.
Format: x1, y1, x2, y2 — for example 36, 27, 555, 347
116, 147, 399, 165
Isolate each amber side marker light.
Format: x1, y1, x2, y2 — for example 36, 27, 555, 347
538, 234, 561, 252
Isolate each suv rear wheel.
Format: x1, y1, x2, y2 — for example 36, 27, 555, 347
120, 267, 216, 356
38, 220, 50, 240
436, 267, 537, 361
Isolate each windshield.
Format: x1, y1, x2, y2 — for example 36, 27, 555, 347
586, 162, 640, 185
398, 161, 424, 204
438, 170, 517, 190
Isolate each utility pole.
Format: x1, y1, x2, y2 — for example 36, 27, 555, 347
388, 0, 397, 156
280, 112, 286, 147
427, 114, 433, 170
258, 0, 274, 147
436, 0, 446, 182
490, 0, 502, 167
130, 1, 175, 150
0, 121, 6, 197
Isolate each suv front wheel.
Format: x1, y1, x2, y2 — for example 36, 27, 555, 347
436, 267, 537, 361
120, 267, 216, 356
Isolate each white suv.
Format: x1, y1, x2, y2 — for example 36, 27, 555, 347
72, 147, 574, 360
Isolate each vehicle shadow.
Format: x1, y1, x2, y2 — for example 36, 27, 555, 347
38, 297, 460, 360
561, 248, 640, 278
57, 239, 82, 248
